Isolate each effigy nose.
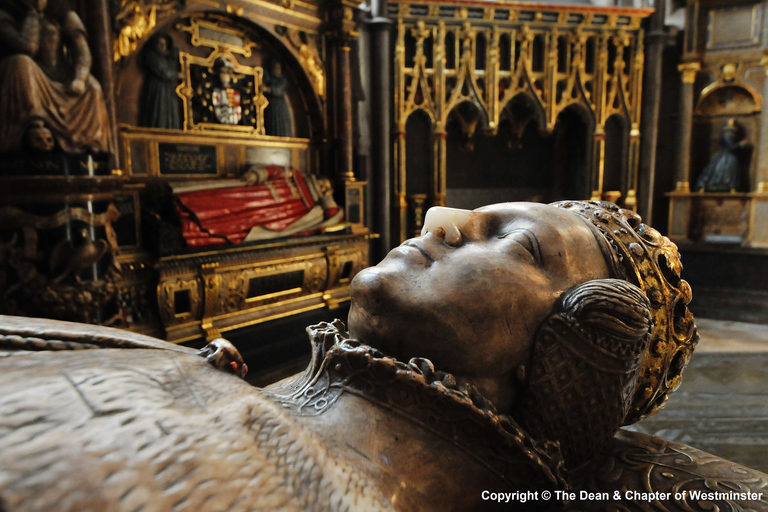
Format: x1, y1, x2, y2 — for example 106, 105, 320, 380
420, 207, 472, 246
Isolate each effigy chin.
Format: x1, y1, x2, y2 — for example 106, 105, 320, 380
1, 201, 767, 512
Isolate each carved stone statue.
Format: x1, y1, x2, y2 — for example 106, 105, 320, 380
694, 118, 750, 192
139, 32, 181, 130
0, 201, 767, 512
0, 0, 112, 154
262, 59, 293, 137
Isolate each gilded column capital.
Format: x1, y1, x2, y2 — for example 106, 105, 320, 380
677, 62, 700, 84
326, 2, 361, 45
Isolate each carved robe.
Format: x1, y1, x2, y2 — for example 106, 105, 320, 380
0, 316, 767, 511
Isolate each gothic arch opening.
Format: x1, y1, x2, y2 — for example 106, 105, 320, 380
603, 114, 629, 202
445, 97, 554, 209
405, 109, 434, 236
552, 105, 592, 201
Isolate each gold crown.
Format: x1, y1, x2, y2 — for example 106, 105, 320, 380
553, 201, 699, 425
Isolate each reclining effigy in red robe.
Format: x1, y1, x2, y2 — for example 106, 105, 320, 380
174, 166, 342, 247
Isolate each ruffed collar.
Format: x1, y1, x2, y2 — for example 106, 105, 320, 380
264, 320, 568, 492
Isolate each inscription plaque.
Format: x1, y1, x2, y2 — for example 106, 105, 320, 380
158, 143, 218, 175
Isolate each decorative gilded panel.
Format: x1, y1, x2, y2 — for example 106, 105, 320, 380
156, 232, 373, 341
392, 0, 651, 241
157, 276, 203, 327
175, 16, 268, 135
112, 0, 183, 62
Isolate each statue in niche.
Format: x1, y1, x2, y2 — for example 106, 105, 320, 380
1, 201, 767, 511
139, 31, 181, 130
0, 0, 112, 155
262, 58, 293, 137
694, 118, 751, 192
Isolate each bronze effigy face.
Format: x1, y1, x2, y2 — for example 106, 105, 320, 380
348, 202, 610, 411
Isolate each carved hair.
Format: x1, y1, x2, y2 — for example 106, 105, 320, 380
552, 201, 699, 424
512, 279, 652, 472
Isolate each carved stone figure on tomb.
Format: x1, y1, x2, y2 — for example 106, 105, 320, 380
0, 201, 766, 512
0, 0, 112, 154
139, 32, 181, 130
262, 59, 293, 137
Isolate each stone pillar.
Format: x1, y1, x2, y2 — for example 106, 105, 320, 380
751, 53, 768, 246
756, 53, 768, 192
368, 11, 393, 260
637, 0, 669, 222
434, 130, 446, 207
674, 62, 700, 191
591, 130, 605, 201
336, 43, 355, 184
328, 2, 360, 188
86, 0, 120, 169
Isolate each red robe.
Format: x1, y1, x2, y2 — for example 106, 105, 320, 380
175, 167, 317, 247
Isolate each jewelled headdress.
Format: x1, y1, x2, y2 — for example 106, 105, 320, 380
553, 200, 699, 425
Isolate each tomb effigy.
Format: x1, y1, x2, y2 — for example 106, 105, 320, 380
1, 201, 766, 512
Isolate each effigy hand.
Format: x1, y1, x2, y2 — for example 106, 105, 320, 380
197, 337, 249, 378
69, 77, 86, 95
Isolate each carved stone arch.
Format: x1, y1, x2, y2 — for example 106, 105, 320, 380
443, 74, 489, 129
446, 100, 489, 151
552, 103, 593, 201
562, 99, 596, 133
556, 64, 598, 126
116, 10, 326, 140
604, 71, 632, 122
204, 13, 327, 140
400, 104, 437, 133
500, 92, 547, 148
695, 83, 762, 116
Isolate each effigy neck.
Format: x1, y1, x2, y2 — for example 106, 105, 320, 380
264, 320, 568, 505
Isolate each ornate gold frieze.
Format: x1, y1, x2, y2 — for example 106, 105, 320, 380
394, 3, 648, 132
392, 0, 651, 241
112, 0, 183, 62
280, 28, 326, 98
